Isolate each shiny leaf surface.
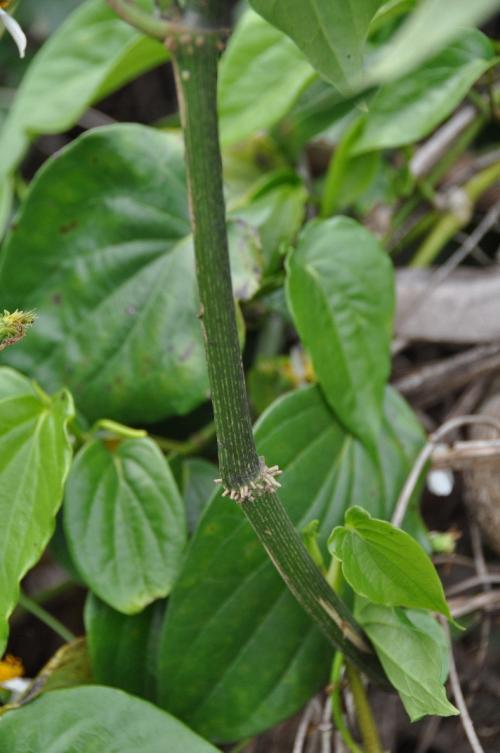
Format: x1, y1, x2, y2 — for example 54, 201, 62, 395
0, 367, 73, 655
65, 436, 186, 613
286, 217, 394, 453
329, 507, 452, 617
0, 686, 219, 753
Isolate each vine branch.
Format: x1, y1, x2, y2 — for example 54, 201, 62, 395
109, 0, 388, 686
106, 0, 173, 39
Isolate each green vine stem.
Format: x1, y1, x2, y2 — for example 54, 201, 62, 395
345, 661, 384, 753
151, 422, 216, 456
160, 0, 388, 685
106, 0, 173, 38
411, 160, 500, 266
330, 652, 364, 753
17, 592, 75, 644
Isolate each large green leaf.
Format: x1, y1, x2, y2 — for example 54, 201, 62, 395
286, 217, 394, 453
329, 507, 451, 618
354, 30, 496, 153
64, 436, 186, 613
367, 0, 500, 84
0, 686, 218, 753
0, 124, 263, 423
157, 385, 423, 741
85, 593, 166, 701
219, 9, 315, 146
250, 0, 384, 94
355, 600, 458, 720
0, 0, 167, 185
0, 126, 199, 422
0, 367, 74, 655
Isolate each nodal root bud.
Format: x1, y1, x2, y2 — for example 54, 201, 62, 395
213, 457, 283, 503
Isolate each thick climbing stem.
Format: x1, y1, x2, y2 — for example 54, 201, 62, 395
107, 0, 389, 685
170, 32, 259, 491
170, 20, 386, 684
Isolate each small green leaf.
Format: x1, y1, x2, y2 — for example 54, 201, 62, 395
354, 30, 496, 153
219, 9, 315, 146
64, 436, 186, 614
355, 599, 459, 720
367, 0, 500, 84
250, 0, 385, 94
0, 686, 219, 753
286, 217, 394, 453
328, 506, 452, 618
0, 367, 74, 656
85, 593, 165, 702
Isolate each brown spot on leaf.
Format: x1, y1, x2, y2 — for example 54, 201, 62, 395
59, 219, 78, 235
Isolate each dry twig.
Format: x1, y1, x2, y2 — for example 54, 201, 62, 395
392, 415, 500, 527
292, 697, 322, 753
441, 620, 486, 753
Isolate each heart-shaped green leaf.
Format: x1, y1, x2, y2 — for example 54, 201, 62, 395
329, 506, 452, 618
0, 0, 168, 186
353, 30, 496, 153
64, 436, 186, 613
250, 0, 384, 94
0, 686, 218, 753
0, 367, 74, 656
219, 9, 315, 146
0, 125, 262, 423
355, 599, 458, 720
286, 217, 394, 454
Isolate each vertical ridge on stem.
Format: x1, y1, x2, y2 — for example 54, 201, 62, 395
172, 34, 259, 489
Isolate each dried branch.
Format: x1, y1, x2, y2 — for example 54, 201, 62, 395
394, 342, 500, 408
432, 439, 500, 471
392, 415, 500, 527
441, 620, 486, 753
